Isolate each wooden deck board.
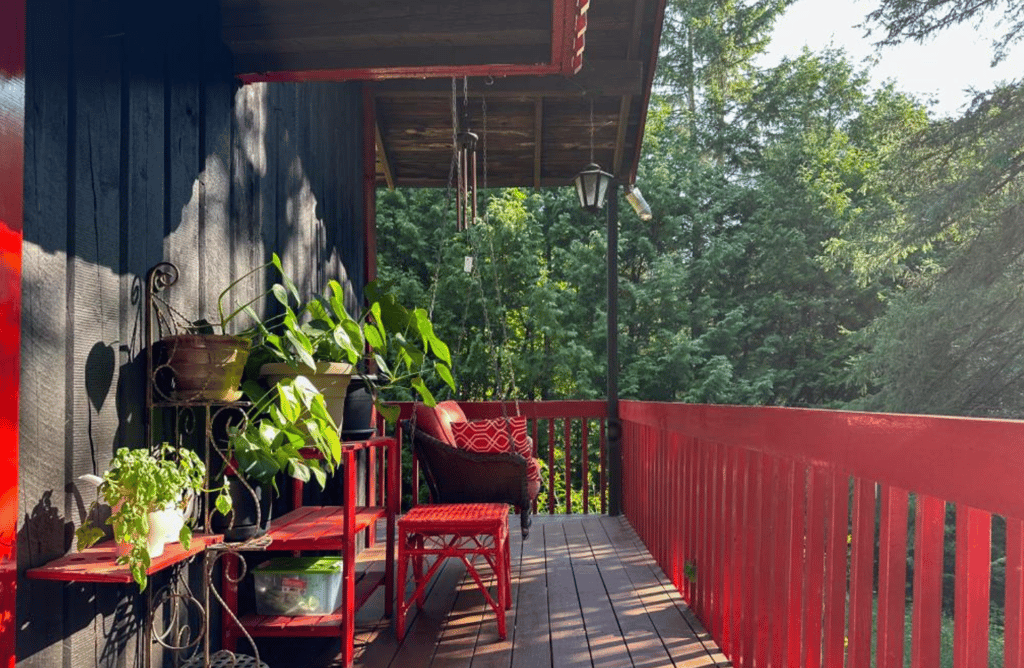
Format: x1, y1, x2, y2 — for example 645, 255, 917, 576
255, 515, 726, 667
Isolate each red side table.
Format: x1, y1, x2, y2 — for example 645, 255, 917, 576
396, 503, 512, 640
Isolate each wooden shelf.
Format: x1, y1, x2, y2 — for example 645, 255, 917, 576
26, 534, 223, 584
261, 505, 386, 551
239, 565, 385, 637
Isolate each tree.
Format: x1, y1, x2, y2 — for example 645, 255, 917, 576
864, 0, 1024, 65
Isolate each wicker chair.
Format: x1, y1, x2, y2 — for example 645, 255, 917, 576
406, 424, 535, 538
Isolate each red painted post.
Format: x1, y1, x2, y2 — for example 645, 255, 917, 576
740, 449, 758, 668
822, 469, 849, 668
341, 448, 357, 667
1006, 518, 1024, 668
803, 466, 827, 668
0, 2, 24, 665
710, 442, 725, 645
848, 478, 876, 668
911, 495, 945, 667
547, 419, 556, 515
954, 505, 991, 668
581, 419, 589, 513
876, 485, 909, 668
563, 418, 572, 513
781, 459, 802, 668
599, 420, 606, 514
754, 453, 772, 668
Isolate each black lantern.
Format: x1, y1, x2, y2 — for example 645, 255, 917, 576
574, 163, 613, 213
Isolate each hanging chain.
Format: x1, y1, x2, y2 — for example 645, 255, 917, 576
589, 96, 595, 164
427, 77, 461, 319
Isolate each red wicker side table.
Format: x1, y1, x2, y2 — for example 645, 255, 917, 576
396, 503, 512, 640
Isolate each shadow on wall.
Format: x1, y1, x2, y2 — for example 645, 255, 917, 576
18, 0, 366, 663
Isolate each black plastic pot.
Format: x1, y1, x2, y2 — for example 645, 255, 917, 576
211, 476, 272, 542
342, 374, 376, 440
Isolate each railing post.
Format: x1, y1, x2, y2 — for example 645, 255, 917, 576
607, 182, 621, 516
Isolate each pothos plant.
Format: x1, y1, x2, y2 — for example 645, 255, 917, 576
75, 443, 206, 590
250, 278, 456, 425
221, 374, 343, 502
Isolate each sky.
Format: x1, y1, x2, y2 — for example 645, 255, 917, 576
759, 0, 1024, 118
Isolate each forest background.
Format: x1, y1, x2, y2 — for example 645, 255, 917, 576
375, 1, 1024, 644
377, 0, 1024, 421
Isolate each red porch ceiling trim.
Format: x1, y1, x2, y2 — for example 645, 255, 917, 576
0, 0, 25, 665
238, 0, 588, 83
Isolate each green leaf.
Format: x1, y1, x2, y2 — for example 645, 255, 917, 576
377, 403, 401, 425
270, 284, 290, 307
435, 363, 456, 391
215, 489, 233, 516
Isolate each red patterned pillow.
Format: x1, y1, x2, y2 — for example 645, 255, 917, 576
526, 457, 541, 484
451, 416, 531, 458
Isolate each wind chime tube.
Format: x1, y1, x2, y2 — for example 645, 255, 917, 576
471, 149, 477, 225
458, 151, 466, 232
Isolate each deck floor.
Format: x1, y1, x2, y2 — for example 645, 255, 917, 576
256, 514, 729, 668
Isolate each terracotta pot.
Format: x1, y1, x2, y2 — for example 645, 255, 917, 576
259, 362, 354, 433
162, 334, 251, 402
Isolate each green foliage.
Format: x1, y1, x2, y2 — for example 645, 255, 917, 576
228, 374, 343, 494
75, 443, 206, 590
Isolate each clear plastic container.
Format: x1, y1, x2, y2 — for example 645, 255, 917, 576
253, 556, 343, 616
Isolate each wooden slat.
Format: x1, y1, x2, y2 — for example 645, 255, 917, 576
822, 469, 849, 667
605, 516, 728, 666
26, 535, 222, 583
802, 467, 827, 668
876, 485, 910, 668
547, 419, 556, 515
374, 117, 395, 190
563, 418, 572, 513
565, 520, 632, 668
911, 494, 945, 667
781, 459, 802, 668
740, 449, 758, 667
754, 453, 772, 668
848, 478, 876, 668
546, 522, 591, 668
1006, 518, 1024, 668
581, 518, 675, 668
509, 517, 552, 668
954, 505, 991, 668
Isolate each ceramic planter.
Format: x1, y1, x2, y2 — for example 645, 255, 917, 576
259, 362, 354, 433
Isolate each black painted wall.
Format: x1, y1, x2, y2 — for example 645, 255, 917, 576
17, 1, 366, 666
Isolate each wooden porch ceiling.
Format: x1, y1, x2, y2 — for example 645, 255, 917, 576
221, 0, 665, 189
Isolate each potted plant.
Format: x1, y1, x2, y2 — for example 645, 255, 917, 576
359, 279, 456, 425
75, 443, 206, 590
157, 254, 297, 402
249, 278, 456, 432
211, 374, 343, 541
251, 278, 364, 431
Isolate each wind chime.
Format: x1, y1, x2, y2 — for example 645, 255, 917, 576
454, 77, 478, 232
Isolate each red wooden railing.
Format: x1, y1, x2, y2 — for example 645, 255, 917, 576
621, 401, 1024, 668
394, 401, 608, 514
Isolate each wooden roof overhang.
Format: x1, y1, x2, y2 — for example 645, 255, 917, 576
222, 0, 665, 189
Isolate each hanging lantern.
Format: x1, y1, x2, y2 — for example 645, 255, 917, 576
574, 163, 613, 213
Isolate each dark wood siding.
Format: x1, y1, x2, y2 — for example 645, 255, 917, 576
17, 1, 366, 665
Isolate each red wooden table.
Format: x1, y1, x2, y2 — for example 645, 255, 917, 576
396, 503, 511, 640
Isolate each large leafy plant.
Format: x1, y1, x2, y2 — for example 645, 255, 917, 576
250, 278, 456, 424
75, 443, 205, 590
223, 375, 343, 496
